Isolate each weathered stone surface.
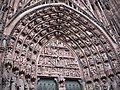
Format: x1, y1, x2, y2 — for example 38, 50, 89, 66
0, 0, 120, 90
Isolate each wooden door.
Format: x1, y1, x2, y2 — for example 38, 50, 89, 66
37, 78, 58, 90
65, 80, 82, 90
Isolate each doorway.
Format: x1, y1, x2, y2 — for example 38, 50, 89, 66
37, 78, 58, 90
65, 79, 82, 90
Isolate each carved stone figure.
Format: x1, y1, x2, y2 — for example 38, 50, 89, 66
24, 74, 31, 90
87, 85, 94, 90
116, 74, 120, 90
90, 66, 97, 77
101, 0, 111, 10
94, 81, 100, 90
84, 68, 89, 78
109, 76, 117, 90
7, 7, 14, 19
104, 63, 111, 71
18, 0, 24, 9
101, 78, 110, 90
2, 62, 12, 90
30, 77, 36, 90
18, 71, 25, 90
0, 21, 3, 31
58, 75, 65, 90
11, 67, 19, 90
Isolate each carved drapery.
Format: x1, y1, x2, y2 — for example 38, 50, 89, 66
0, 1, 120, 90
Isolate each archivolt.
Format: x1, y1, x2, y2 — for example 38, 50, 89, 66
4, 3, 120, 84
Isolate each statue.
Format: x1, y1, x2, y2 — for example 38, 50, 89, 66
2, 62, 12, 90
18, 0, 24, 9
116, 74, 120, 90
11, 67, 19, 90
18, 71, 25, 90
0, 21, 3, 31
58, 75, 65, 90
109, 75, 117, 90
101, 0, 111, 10
7, 6, 14, 19
30, 77, 36, 90
87, 85, 94, 90
24, 74, 31, 90
101, 78, 110, 90
94, 81, 100, 90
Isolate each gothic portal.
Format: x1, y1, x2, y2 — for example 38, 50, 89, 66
0, 0, 120, 90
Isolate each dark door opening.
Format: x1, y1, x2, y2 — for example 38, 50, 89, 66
37, 78, 58, 90
65, 80, 82, 90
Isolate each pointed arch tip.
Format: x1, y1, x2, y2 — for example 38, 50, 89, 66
4, 3, 101, 35
4, 3, 116, 51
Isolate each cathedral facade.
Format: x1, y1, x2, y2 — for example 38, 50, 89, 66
0, 0, 120, 90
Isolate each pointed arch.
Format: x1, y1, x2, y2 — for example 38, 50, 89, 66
3, 3, 120, 89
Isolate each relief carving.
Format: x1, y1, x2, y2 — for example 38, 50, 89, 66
38, 39, 81, 78
2, 62, 12, 90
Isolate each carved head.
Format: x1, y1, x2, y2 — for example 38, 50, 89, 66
109, 75, 114, 81
59, 80, 64, 84
25, 74, 31, 82
94, 80, 99, 85
31, 77, 36, 84
19, 70, 25, 79
5, 62, 12, 71
102, 79, 107, 83
12, 67, 19, 75
117, 73, 120, 78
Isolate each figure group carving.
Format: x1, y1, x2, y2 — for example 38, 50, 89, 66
86, 76, 120, 90
0, 0, 120, 90
2, 62, 36, 90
